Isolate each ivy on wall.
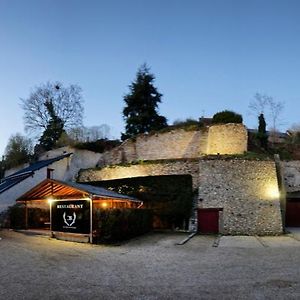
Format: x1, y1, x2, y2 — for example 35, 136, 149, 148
85, 174, 193, 230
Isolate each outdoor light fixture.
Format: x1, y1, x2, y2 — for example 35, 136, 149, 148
101, 202, 108, 208
47, 197, 54, 204
265, 185, 280, 199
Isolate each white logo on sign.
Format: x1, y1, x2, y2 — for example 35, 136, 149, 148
63, 212, 76, 227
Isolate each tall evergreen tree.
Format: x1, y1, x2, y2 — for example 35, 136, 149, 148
38, 100, 65, 151
121, 64, 167, 140
257, 113, 268, 149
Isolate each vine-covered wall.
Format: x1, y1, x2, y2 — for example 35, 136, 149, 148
86, 175, 194, 230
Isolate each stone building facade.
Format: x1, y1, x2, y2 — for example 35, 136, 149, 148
78, 159, 283, 235
198, 160, 282, 235
77, 124, 283, 235
2, 122, 285, 235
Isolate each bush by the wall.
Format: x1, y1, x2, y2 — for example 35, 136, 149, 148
93, 208, 152, 243
28, 208, 50, 228
74, 139, 121, 153
5, 204, 49, 229
6, 204, 25, 229
212, 110, 243, 124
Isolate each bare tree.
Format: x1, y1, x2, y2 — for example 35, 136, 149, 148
67, 125, 111, 143
21, 81, 84, 136
249, 92, 284, 133
286, 123, 300, 144
268, 97, 284, 134
249, 93, 285, 144
67, 127, 85, 142
87, 125, 110, 141
248, 93, 270, 116
289, 123, 300, 133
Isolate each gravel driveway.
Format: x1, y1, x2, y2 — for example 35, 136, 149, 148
1, 230, 300, 299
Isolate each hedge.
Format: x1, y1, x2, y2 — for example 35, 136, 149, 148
86, 175, 193, 230
93, 208, 153, 243
4, 204, 50, 229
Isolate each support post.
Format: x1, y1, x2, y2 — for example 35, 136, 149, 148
90, 198, 93, 244
49, 201, 53, 237
25, 201, 28, 229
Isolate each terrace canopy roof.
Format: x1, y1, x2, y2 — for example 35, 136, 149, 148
17, 179, 141, 203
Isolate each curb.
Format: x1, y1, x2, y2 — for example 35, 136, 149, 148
212, 235, 221, 247
176, 232, 197, 245
255, 235, 268, 247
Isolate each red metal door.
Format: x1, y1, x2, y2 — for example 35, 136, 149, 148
198, 209, 219, 234
286, 200, 300, 227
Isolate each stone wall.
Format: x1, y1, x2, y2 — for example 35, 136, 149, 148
98, 124, 247, 167
281, 161, 300, 193
99, 128, 209, 166
79, 160, 200, 189
198, 160, 283, 235
207, 123, 248, 155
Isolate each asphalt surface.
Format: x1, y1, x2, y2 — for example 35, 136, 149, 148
1, 229, 300, 299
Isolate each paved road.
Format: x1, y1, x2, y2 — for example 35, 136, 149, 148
1, 230, 300, 299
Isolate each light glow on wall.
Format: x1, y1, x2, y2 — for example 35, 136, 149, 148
265, 185, 280, 199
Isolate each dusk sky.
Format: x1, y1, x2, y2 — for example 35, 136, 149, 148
1, 0, 300, 156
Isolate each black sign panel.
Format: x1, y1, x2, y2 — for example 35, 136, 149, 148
51, 200, 90, 234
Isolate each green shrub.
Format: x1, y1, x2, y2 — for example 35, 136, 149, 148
155, 118, 203, 134
28, 208, 50, 228
74, 139, 121, 153
93, 208, 153, 243
212, 110, 243, 124
6, 204, 50, 229
173, 118, 199, 126
7, 204, 25, 229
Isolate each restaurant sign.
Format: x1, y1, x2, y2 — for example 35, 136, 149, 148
51, 200, 90, 234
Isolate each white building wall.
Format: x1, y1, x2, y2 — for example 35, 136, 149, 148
39, 147, 102, 181
0, 158, 70, 213
0, 147, 102, 213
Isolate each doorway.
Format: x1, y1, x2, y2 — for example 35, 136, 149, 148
198, 208, 220, 234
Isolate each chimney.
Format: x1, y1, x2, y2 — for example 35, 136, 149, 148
47, 168, 54, 179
